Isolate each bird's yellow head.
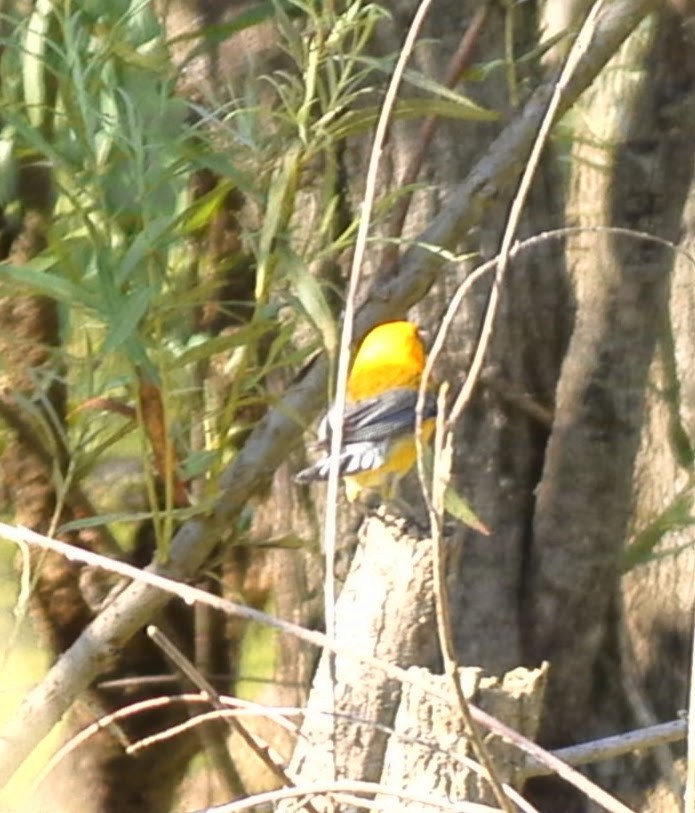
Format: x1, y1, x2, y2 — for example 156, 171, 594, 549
347, 320, 427, 402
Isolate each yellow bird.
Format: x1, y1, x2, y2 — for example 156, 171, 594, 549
295, 320, 437, 501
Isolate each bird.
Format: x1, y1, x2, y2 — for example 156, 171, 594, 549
295, 320, 437, 501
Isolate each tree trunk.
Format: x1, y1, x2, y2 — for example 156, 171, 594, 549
277, 510, 546, 810
280, 510, 440, 793
526, 6, 695, 810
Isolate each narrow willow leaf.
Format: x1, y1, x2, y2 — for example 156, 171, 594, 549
256, 145, 300, 298
181, 180, 235, 233
358, 55, 498, 117
242, 533, 305, 550
58, 499, 216, 534
332, 97, 498, 141
2, 260, 97, 307
179, 449, 218, 480
623, 490, 694, 571
171, 327, 269, 369
400, 67, 497, 114
444, 486, 490, 536
116, 216, 172, 283
102, 285, 153, 353
281, 247, 337, 355
169, 1, 283, 47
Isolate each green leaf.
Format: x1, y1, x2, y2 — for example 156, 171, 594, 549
57, 500, 215, 534
2, 259, 97, 307
241, 533, 305, 550
444, 486, 490, 536
116, 216, 172, 284
170, 327, 268, 369
259, 146, 300, 258
331, 97, 498, 141
80, 0, 132, 22
357, 55, 498, 118
0, 132, 18, 204
179, 449, 218, 480
181, 180, 236, 234
2, 110, 63, 168
282, 247, 337, 356
189, 148, 257, 197
400, 67, 498, 117
102, 285, 153, 353
256, 145, 300, 298
623, 490, 694, 571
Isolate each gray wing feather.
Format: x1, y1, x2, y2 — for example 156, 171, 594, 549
295, 388, 436, 483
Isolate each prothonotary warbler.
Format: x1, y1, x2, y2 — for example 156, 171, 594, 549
295, 321, 437, 501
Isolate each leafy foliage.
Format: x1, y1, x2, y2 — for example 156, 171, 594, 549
0, 0, 495, 554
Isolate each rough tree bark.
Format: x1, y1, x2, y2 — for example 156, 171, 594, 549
525, 6, 695, 811
618, 6, 695, 810
279, 510, 441, 797
276, 509, 547, 811
375, 664, 547, 810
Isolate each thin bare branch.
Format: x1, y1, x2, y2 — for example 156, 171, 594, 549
187, 778, 502, 813
524, 719, 687, 779
147, 625, 313, 809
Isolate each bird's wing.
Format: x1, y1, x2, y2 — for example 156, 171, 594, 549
295, 389, 437, 484
332, 388, 437, 444
294, 441, 387, 482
